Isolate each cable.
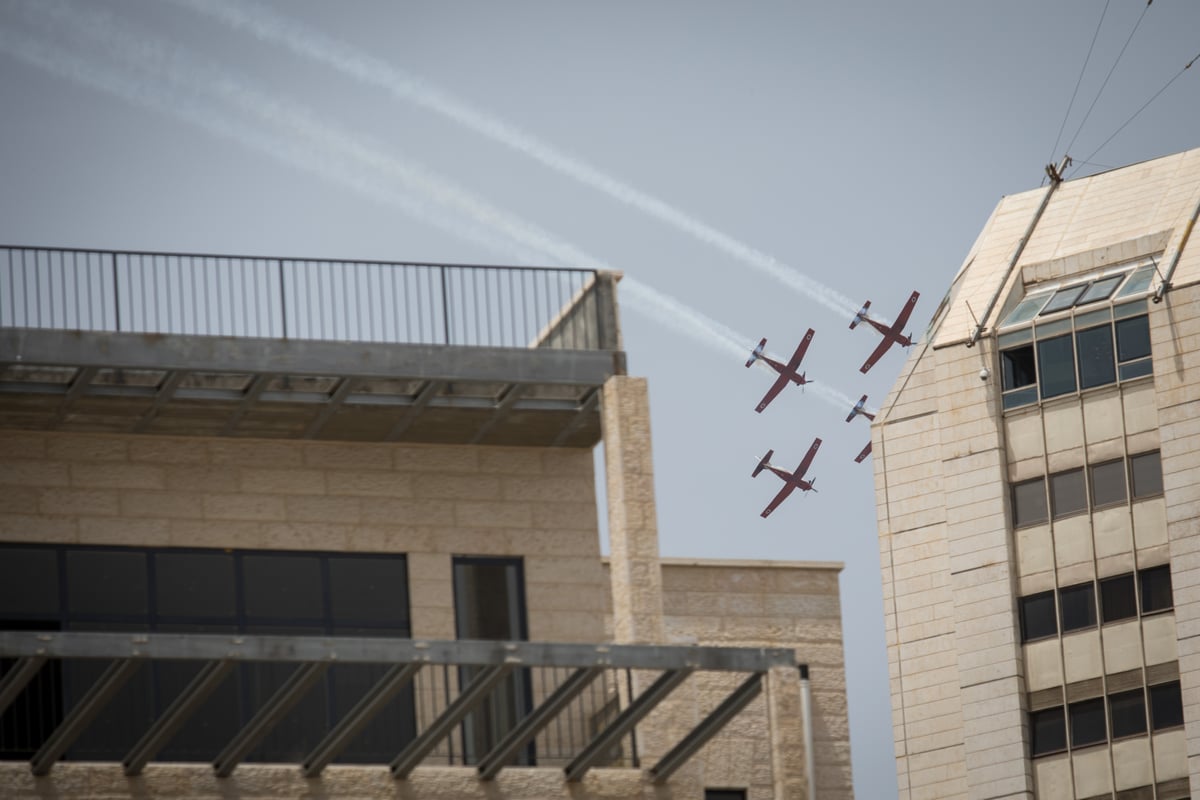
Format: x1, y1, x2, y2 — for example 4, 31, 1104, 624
1072, 50, 1200, 176
1063, 0, 1153, 158
1045, 0, 1110, 184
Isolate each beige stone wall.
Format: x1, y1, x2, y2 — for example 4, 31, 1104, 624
656, 559, 853, 800
0, 429, 609, 645
875, 148, 1200, 799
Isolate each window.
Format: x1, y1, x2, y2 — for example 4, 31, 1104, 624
1069, 698, 1106, 748
1012, 477, 1048, 528
0, 544, 413, 764
1089, 460, 1127, 509
1075, 324, 1116, 389
1041, 284, 1089, 315
1149, 682, 1183, 730
1139, 565, 1173, 614
706, 791, 748, 800
1059, 582, 1096, 633
1100, 574, 1137, 623
1130, 451, 1163, 498
1078, 274, 1124, 304
1109, 690, 1147, 739
1037, 334, 1077, 399
1115, 314, 1152, 379
1049, 469, 1087, 519
1020, 591, 1057, 642
1030, 707, 1066, 756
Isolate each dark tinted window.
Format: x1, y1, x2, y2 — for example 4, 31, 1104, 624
1050, 469, 1087, 519
1150, 682, 1183, 730
1001, 345, 1036, 390
1069, 698, 1106, 747
1012, 478, 1048, 528
0, 548, 59, 616
66, 550, 147, 616
705, 792, 747, 800
1076, 325, 1116, 389
1109, 689, 1146, 739
1059, 583, 1096, 633
1089, 460, 1127, 509
1130, 451, 1163, 498
1100, 574, 1137, 623
1038, 334, 1077, 399
1139, 565, 1173, 614
1115, 315, 1151, 362
329, 557, 409, 624
1030, 707, 1066, 756
243, 554, 322, 619
155, 552, 236, 618
1020, 592, 1057, 641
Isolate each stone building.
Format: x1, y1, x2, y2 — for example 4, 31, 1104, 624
870, 147, 1200, 798
0, 250, 852, 799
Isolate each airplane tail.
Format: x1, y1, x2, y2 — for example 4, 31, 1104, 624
745, 337, 766, 368
849, 300, 870, 330
808, 477, 817, 494
753, 449, 773, 477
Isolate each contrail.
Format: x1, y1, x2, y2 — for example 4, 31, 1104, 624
2, 2, 860, 414
166, 0, 868, 321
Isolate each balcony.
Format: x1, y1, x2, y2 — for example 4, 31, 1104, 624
0, 246, 625, 447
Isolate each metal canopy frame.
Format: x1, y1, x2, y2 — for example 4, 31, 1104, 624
0, 632, 800, 782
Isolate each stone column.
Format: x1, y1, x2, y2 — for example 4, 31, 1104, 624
601, 376, 664, 644
766, 665, 809, 799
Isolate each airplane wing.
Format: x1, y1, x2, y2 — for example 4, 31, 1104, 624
859, 337, 893, 374
891, 291, 920, 333
755, 373, 791, 413
855, 441, 872, 463
784, 328, 815, 371
760, 483, 795, 518
795, 437, 822, 479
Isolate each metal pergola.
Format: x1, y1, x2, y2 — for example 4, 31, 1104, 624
0, 632, 799, 783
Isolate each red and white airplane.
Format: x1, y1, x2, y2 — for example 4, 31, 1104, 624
752, 437, 821, 518
850, 291, 920, 373
746, 328, 814, 413
845, 394, 875, 424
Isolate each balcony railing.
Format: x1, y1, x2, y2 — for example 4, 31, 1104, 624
0, 246, 612, 350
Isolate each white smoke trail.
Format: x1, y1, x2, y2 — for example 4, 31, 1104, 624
166, 0, 868, 321
1, 3, 860, 414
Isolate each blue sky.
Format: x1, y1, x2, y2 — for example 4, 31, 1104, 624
2, 1, 1198, 795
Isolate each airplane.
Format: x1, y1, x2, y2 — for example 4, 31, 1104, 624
854, 442, 872, 463
745, 328, 814, 413
752, 437, 821, 518
849, 290, 920, 373
845, 394, 875, 424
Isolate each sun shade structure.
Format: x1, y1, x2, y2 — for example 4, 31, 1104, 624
0, 631, 798, 780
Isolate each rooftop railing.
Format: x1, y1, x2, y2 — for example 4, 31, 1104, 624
0, 246, 612, 350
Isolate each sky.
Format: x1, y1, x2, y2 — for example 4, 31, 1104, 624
1, 1, 1198, 795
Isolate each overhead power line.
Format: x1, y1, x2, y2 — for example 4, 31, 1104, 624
1045, 0, 1111, 181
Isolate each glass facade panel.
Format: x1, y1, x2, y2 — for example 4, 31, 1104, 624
1139, 565, 1173, 614
1116, 316, 1151, 362
243, 555, 323, 619
1130, 451, 1163, 498
1012, 478, 1048, 528
1089, 460, 1127, 509
155, 552, 236, 618
1059, 583, 1096, 632
1031, 707, 1066, 756
1115, 266, 1155, 298
1108, 690, 1146, 738
1049, 469, 1087, 519
1001, 294, 1051, 327
1037, 334, 1077, 399
1069, 698, 1106, 747
1076, 324, 1116, 389
1040, 284, 1088, 315
66, 550, 147, 616
1020, 591, 1057, 641
1077, 275, 1123, 305
0, 548, 59, 616
1100, 575, 1137, 623
1150, 682, 1184, 730
329, 557, 409, 625
1001, 345, 1036, 391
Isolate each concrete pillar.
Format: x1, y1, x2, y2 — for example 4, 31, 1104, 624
766, 665, 810, 799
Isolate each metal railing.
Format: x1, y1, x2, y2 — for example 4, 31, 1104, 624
0, 246, 608, 350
